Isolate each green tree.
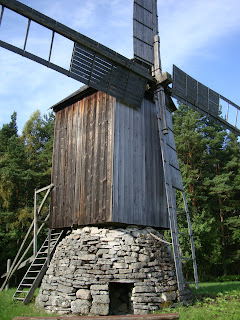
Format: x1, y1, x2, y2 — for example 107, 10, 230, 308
0, 110, 55, 283
173, 103, 240, 280
0, 112, 18, 156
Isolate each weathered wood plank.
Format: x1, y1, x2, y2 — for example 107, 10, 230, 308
50, 111, 60, 227
91, 92, 100, 223
107, 95, 114, 223
13, 311, 180, 319
73, 101, 81, 225
113, 99, 119, 221
98, 92, 106, 223
79, 97, 88, 225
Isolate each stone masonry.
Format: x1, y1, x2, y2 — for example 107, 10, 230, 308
36, 226, 192, 315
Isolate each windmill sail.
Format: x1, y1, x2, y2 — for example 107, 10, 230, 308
0, 0, 154, 108
133, 0, 158, 68
172, 65, 240, 135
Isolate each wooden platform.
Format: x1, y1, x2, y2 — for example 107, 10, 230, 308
13, 313, 179, 320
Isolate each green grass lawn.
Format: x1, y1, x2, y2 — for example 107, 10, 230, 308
158, 281, 240, 320
0, 288, 58, 320
0, 282, 240, 320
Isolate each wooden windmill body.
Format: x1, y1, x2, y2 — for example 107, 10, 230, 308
50, 86, 176, 229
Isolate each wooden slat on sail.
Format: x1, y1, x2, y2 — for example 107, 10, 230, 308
133, 0, 158, 67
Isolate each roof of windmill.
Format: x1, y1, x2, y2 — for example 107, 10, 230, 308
52, 85, 177, 113
51, 85, 97, 112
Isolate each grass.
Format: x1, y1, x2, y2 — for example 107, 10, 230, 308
0, 288, 58, 320
0, 282, 240, 320
157, 281, 240, 320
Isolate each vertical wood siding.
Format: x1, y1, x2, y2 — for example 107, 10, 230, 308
50, 92, 114, 229
50, 89, 177, 229
112, 98, 169, 229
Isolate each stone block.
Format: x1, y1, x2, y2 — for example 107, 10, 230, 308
80, 254, 96, 261
52, 296, 71, 308
90, 302, 109, 316
116, 250, 126, 256
161, 290, 177, 301
41, 283, 57, 291
96, 249, 109, 257
90, 284, 108, 291
92, 294, 110, 304
119, 269, 132, 274
57, 284, 74, 294
139, 254, 150, 263
71, 299, 91, 314
76, 289, 91, 300
125, 256, 137, 263
113, 262, 128, 269
134, 308, 149, 314
123, 234, 135, 245
129, 262, 143, 270
133, 286, 155, 293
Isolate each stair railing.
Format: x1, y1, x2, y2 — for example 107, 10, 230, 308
0, 183, 54, 291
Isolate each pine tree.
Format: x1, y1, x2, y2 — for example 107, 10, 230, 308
173, 103, 240, 279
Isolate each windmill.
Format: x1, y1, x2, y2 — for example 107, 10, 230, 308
0, 0, 239, 303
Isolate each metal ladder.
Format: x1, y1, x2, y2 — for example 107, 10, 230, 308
154, 85, 199, 293
13, 229, 65, 304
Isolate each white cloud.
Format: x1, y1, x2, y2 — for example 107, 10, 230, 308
1, 0, 240, 132
159, 0, 240, 70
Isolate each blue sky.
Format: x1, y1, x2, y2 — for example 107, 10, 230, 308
0, 0, 240, 133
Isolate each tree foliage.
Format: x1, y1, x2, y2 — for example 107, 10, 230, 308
173, 104, 240, 280
0, 111, 55, 283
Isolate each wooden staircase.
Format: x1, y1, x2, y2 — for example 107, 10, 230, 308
13, 229, 65, 304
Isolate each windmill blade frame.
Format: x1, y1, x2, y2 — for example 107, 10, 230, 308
172, 65, 240, 136
0, 0, 155, 108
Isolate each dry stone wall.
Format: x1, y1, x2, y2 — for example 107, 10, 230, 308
36, 226, 192, 315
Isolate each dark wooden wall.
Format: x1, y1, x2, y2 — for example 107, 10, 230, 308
50, 88, 176, 229
50, 91, 114, 228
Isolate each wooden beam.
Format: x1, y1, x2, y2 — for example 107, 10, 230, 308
0, 0, 154, 82
33, 190, 37, 257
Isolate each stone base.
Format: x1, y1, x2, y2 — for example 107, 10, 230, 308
36, 226, 192, 315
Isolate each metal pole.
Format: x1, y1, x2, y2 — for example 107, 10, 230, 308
33, 189, 37, 257
5, 259, 11, 291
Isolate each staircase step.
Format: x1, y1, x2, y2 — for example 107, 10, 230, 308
13, 229, 66, 304
21, 283, 34, 287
